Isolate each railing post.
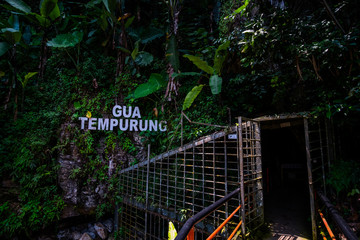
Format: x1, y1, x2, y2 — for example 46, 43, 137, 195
187, 227, 194, 240
318, 121, 327, 196
145, 144, 150, 237
255, 121, 264, 224
224, 134, 229, 236
304, 118, 317, 240
181, 112, 183, 147
237, 117, 246, 236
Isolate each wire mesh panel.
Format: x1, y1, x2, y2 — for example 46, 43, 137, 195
306, 118, 331, 194
304, 117, 334, 240
237, 117, 264, 233
118, 119, 264, 239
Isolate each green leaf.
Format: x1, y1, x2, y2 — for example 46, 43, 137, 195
4, 0, 31, 14
22, 25, 31, 44
128, 26, 164, 44
172, 72, 202, 78
48, 3, 60, 20
1, 3, 25, 13
225, 0, 249, 19
135, 51, 153, 66
234, 0, 249, 15
21, 72, 38, 88
47, 31, 83, 48
74, 101, 81, 110
0, 42, 10, 56
183, 85, 204, 110
213, 41, 230, 75
125, 16, 135, 29
209, 75, 222, 94
131, 73, 166, 99
168, 221, 177, 240
40, 0, 60, 20
183, 54, 214, 75
2, 28, 22, 44
242, 29, 254, 34
116, 46, 131, 54
99, 14, 108, 31
35, 14, 51, 28
85, 0, 102, 8
2, 27, 19, 33
167, 35, 179, 71
24, 72, 38, 81
326, 110, 332, 119
131, 40, 139, 60
9, 14, 20, 30
141, 27, 164, 44
149, 73, 166, 87
102, 0, 111, 13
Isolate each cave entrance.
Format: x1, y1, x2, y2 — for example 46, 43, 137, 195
260, 117, 311, 238
255, 114, 334, 240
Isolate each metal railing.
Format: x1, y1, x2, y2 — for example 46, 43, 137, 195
317, 191, 358, 240
318, 208, 336, 240
117, 118, 264, 239
175, 188, 243, 240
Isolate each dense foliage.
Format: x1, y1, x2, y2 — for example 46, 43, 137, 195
0, 0, 359, 238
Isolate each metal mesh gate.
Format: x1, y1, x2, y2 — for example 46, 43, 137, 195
304, 117, 334, 240
118, 117, 263, 239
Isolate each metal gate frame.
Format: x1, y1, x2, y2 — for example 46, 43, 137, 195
304, 117, 335, 240
117, 113, 335, 239
237, 117, 264, 235
255, 114, 335, 240
117, 116, 264, 239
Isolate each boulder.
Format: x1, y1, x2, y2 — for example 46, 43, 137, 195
94, 222, 108, 239
71, 231, 82, 240
79, 233, 92, 240
102, 219, 113, 233
57, 229, 72, 240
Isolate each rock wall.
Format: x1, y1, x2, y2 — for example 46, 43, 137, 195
56, 121, 147, 238
56, 218, 114, 240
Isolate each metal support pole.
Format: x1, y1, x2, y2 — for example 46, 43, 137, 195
181, 112, 184, 147
255, 121, 264, 224
212, 138, 216, 222
237, 117, 246, 236
145, 144, 150, 237
304, 118, 317, 240
325, 119, 332, 172
224, 134, 229, 237
318, 121, 327, 196
114, 196, 119, 233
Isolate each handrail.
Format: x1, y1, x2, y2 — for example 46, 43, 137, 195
318, 209, 336, 239
227, 219, 242, 240
206, 204, 242, 240
317, 191, 358, 240
174, 188, 242, 240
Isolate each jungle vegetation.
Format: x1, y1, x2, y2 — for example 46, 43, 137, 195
0, 0, 359, 238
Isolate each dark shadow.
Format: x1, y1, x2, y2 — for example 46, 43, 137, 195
261, 121, 312, 239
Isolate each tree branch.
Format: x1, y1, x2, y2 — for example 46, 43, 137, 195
322, 0, 346, 34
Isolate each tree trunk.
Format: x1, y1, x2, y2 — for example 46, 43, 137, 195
165, 1, 181, 101
14, 88, 18, 121
38, 32, 48, 82
115, 2, 128, 78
